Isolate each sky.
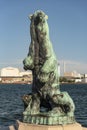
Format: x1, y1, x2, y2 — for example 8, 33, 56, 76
0, 0, 87, 75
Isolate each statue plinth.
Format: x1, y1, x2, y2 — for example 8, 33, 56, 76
23, 114, 75, 125
16, 120, 86, 130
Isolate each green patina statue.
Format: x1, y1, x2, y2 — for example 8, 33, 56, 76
23, 10, 75, 125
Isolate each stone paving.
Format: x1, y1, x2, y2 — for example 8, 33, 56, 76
0, 122, 87, 130
0, 125, 15, 130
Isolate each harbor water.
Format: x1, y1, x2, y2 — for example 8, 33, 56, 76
0, 83, 87, 127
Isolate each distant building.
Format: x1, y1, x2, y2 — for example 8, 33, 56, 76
82, 74, 87, 83
84, 74, 87, 78
0, 67, 32, 84
64, 70, 82, 83
75, 79, 82, 83
64, 71, 81, 78
1, 67, 19, 77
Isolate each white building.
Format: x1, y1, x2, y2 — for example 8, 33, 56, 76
1, 67, 32, 78
64, 70, 81, 78
1, 67, 20, 77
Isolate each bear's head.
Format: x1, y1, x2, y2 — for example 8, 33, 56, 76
29, 10, 48, 26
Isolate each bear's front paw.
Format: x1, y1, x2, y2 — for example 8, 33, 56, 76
23, 56, 34, 70
41, 66, 49, 73
38, 72, 49, 82
41, 58, 56, 73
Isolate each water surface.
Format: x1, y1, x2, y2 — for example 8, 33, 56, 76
0, 83, 87, 127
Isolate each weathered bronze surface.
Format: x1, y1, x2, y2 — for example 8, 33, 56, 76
23, 10, 75, 125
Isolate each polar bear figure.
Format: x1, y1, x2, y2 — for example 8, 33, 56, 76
23, 10, 75, 124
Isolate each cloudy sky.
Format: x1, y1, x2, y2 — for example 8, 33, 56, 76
0, 0, 87, 75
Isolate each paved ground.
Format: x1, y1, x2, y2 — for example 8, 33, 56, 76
0, 123, 87, 130
0, 125, 16, 130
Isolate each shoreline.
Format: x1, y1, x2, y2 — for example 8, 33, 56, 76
0, 82, 32, 85
60, 82, 87, 85
0, 82, 87, 85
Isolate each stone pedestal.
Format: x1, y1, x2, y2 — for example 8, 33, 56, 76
23, 114, 75, 125
16, 120, 87, 130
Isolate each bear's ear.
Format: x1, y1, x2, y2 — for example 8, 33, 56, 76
45, 15, 48, 20
29, 14, 33, 20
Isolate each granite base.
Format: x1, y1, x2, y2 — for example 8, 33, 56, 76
16, 120, 87, 130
